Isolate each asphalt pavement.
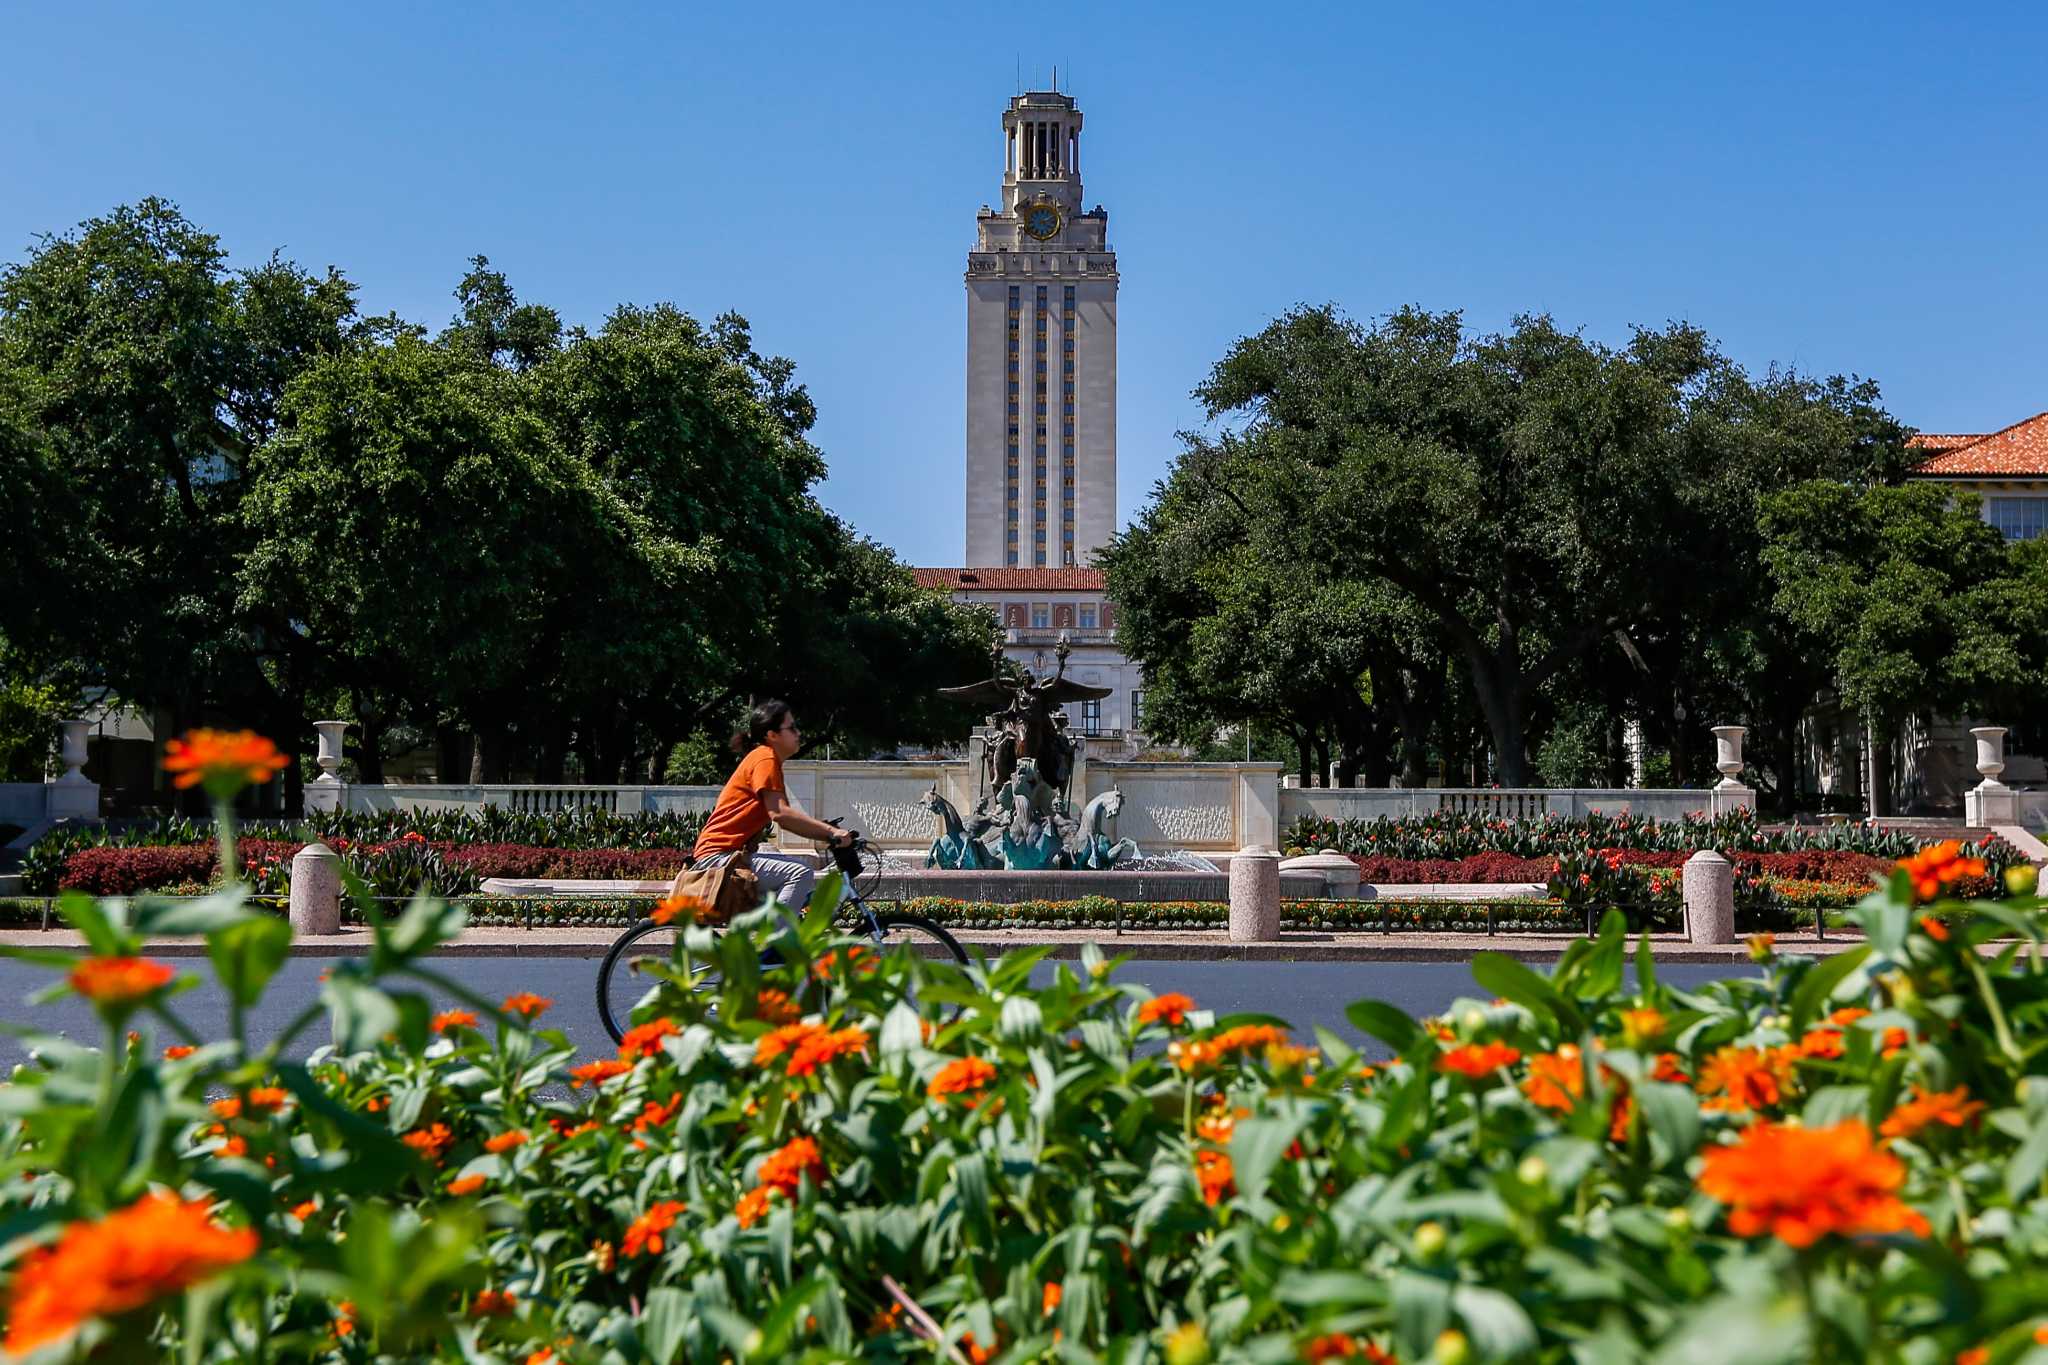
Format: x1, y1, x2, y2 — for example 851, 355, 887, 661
0, 955, 1759, 1069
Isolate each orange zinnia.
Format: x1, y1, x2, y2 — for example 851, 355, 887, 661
1522, 1045, 1588, 1112
1896, 840, 1986, 906
470, 1289, 516, 1317
1195, 1147, 1236, 1206
629, 1096, 680, 1134
446, 1174, 486, 1197
622, 1199, 688, 1257
758, 1136, 827, 1195
755, 1021, 826, 1067
244, 1086, 287, 1113
1695, 1046, 1793, 1113
1918, 915, 1950, 942
484, 1130, 530, 1154
650, 893, 712, 926
1698, 1119, 1930, 1247
161, 729, 290, 795
617, 1017, 681, 1061
1306, 1336, 1394, 1362
928, 1056, 998, 1104
569, 1058, 632, 1087
1042, 1281, 1062, 1316
429, 1010, 479, 1035
69, 957, 175, 1006
1, 1192, 259, 1353
502, 992, 552, 1019
785, 1026, 869, 1078
1138, 992, 1196, 1027
163, 1045, 197, 1060
754, 988, 801, 1025
1436, 1042, 1521, 1079
1796, 1028, 1846, 1060
1168, 1023, 1290, 1072
401, 1123, 453, 1162
735, 1186, 780, 1228
1619, 1007, 1667, 1048
1880, 1085, 1987, 1140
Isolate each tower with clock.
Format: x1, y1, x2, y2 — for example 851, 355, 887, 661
964, 86, 1117, 570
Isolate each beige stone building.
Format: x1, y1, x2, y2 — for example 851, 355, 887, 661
912, 568, 1143, 755
963, 87, 1117, 569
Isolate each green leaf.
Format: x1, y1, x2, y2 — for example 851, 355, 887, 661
1391, 1270, 1453, 1359
999, 994, 1044, 1042
1452, 1284, 1538, 1357
1230, 1112, 1310, 1204
640, 1288, 691, 1364
1472, 953, 1585, 1033
207, 915, 292, 1008
1636, 931, 1659, 1000
377, 889, 467, 963
1562, 910, 1628, 1000
2006, 1109, 2048, 1203
56, 891, 125, 956
134, 888, 255, 938
1788, 945, 1870, 1035
1636, 1082, 1700, 1168
1802, 1085, 1871, 1129
1345, 999, 1422, 1051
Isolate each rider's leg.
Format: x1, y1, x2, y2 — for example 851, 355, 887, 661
749, 853, 823, 914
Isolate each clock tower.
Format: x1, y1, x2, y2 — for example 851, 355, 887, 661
965, 87, 1117, 569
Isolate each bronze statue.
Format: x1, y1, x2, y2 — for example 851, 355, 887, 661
939, 640, 1111, 800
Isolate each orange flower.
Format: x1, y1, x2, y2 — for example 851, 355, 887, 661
502, 992, 552, 1019
1696, 1046, 1793, 1113
211, 1132, 248, 1158
527, 1349, 556, 1365
786, 1026, 870, 1077
1698, 1119, 1930, 1247
959, 1331, 996, 1365
289, 1199, 318, 1221
1522, 1045, 1587, 1112
618, 1017, 681, 1061
163, 1045, 197, 1060
1956, 1349, 1988, 1365
1651, 1052, 1689, 1084
245, 1086, 288, 1113
1880, 1085, 1987, 1140
446, 1174, 486, 1196
1436, 1042, 1521, 1079
1195, 1147, 1236, 1206
812, 945, 878, 978
1306, 1335, 1394, 1361
735, 1185, 780, 1228
569, 1059, 632, 1087
211, 1097, 244, 1120
471, 1289, 516, 1317
161, 729, 289, 795
1918, 915, 1950, 942
928, 1056, 998, 1105
1828, 1006, 1871, 1026
1746, 932, 1776, 962
1138, 992, 1196, 1027
869, 1301, 905, 1334
430, 1010, 479, 1035
754, 988, 801, 1025
1896, 840, 1986, 905
1619, 1007, 1667, 1048
1796, 1028, 1846, 1060
0, 1192, 259, 1353
401, 1123, 453, 1162
1881, 1027, 1911, 1059
69, 956, 175, 1006
630, 1096, 680, 1134
485, 1130, 530, 1154
1168, 1024, 1290, 1072
650, 893, 712, 926
1042, 1281, 1063, 1316
755, 1021, 826, 1067
589, 1239, 615, 1272
758, 1136, 827, 1196
622, 1200, 688, 1257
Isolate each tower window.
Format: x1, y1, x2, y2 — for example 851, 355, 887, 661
1032, 605, 1050, 627
1007, 551, 1019, 566
1008, 286, 1020, 306
1079, 605, 1097, 629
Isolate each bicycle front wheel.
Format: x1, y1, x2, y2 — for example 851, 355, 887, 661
862, 912, 971, 967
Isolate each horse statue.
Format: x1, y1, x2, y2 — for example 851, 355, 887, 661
920, 786, 998, 870
990, 759, 1070, 869
1073, 788, 1141, 870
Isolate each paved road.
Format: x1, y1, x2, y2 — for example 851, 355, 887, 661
0, 955, 1758, 1069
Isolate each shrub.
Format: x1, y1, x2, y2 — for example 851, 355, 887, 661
56, 845, 216, 895
4, 830, 2044, 1360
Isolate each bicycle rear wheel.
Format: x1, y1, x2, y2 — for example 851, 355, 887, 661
596, 920, 781, 1044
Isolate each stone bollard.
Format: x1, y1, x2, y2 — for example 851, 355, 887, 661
289, 842, 344, 935
1229, 846, 1282, 942
1683, 850, 1734, 945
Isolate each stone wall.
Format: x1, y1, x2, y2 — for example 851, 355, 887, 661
1279, 786, 1748, 826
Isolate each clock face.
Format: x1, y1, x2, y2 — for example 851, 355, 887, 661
1023, 202, 1061, 241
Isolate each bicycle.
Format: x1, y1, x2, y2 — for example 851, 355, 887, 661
596, 827, 970, 1045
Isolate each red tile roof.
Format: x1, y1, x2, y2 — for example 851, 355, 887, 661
913, 567, 1107, 592
1911, 411, 2048, 477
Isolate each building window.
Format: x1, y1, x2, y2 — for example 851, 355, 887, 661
1036, 286, 1047, 303
1035, 550, 1047, 566
1079, 604, 1097, 629
1063, 547, 1076, 566
1032, 605, 1050, 628
1007, 550, 1019, 566
1081, 698, 1102, 735
1986, 496, 2048, 541
1008, 286, 1020, 306
1063, 285, 1076, 305
1130, 690, 1144, 729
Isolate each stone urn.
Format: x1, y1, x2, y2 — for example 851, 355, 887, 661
312, 721, 349, 785
56, 719, 92, 785
1971, 726, 2008, 782
1711, 726, 1747, 789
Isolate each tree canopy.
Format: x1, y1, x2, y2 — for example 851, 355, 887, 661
2, 202, 995, 800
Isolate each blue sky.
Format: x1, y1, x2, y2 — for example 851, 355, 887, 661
5, 2, 2045, 565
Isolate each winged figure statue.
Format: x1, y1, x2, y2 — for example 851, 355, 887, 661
939, 639, 1112, 798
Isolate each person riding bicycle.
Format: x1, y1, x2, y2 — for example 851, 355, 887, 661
689, 700, 856, 912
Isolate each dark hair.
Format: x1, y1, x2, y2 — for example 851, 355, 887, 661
730, 699, 793, 755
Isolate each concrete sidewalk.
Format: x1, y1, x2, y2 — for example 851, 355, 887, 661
0, 923, 1864, 964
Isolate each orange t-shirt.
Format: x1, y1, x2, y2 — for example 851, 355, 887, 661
691, 745, 786, 859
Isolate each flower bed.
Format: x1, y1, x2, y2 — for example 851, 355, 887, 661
53, 839, 694, 898
2, 808, 2044, 1359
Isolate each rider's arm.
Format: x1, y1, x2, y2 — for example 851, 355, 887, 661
760, 789, 853, 846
